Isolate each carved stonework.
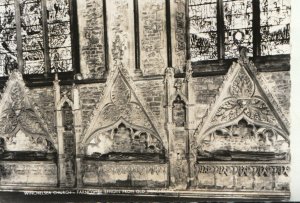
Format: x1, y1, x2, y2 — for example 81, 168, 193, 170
108, 0, 131, 76
198, 118, 289, 161
85, 122, 164, 161
194, 55, 289, 152
82, 162, 168, 187
0, 162, 58, 186
173, 95, 186, 127
0, 70, 56, 152
190, 51, 290, 195
111, 76, 131, 106
211, 68, 278, 126
62, 102, 74, 131
82, 69, 167, 154
64, 131, 76, 187
194, 164, 289, 191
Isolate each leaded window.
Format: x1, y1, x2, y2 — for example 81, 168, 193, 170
189, 0, 291, 62
0, 0, 73, 77
0, 0, 17, 76
190, 0, 218, 61
260, 0, 290, 55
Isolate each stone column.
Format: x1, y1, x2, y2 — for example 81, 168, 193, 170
184, 60, 196, 188
53, 75, 66, 187
72, 85, 83, 187
165, 67, 188, 189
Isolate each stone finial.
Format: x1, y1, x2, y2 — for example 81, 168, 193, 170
164, 67, 175, 83
74, 73, 83, 80
238, 46, 257, 74
238, 46, 249, 64
184, 60, 193, 82
174, 79, 183, 92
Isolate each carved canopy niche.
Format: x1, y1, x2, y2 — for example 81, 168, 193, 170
82, 69, 166, 161
0, 70, 56, 160
194, 55, 289, 162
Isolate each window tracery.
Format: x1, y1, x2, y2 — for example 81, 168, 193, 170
0, 0, 73, 77
189, 0, 291, 62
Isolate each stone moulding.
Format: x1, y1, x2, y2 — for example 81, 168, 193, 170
81, 67, 167, 151
0, 70, 57, 151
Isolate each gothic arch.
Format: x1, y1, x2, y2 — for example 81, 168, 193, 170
193, 54, 289, 162
0, 70, 57, 152
81, 68, 167, 151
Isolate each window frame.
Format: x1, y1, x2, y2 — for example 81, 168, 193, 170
0, 0, 81, 86
188, 0, 290, 75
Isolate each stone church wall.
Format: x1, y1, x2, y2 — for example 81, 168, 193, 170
0, 0, 291, 200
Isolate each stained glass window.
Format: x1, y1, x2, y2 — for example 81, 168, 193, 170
20, 0, 45, 74
223, 0, 253, 58
260, 0, 291, 55
189, 0, 218, 61
0, 0, 17, 76
189, 0, 290, 62
47, 0, 72, 73
0, 0, 73, 77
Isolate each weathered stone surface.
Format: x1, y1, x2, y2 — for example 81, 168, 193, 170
171, 0, 186, 73
139, 0, 167, 75
0, 0, 292, 200
194, 164, 289, 191
0, 161, 57, 186
260, 71, 291, 119
79, 84, 105, 132
82, 161, 168, 188
78, 0, 106, 79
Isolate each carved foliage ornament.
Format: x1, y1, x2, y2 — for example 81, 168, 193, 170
212, 68, 277, 126
83, 73, 164, 156
0, 85, 46, 135
194, 56, 289, 161
98, 75, 154, 130
0, 70, 55, 152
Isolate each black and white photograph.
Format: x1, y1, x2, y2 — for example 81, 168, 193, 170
0, 0, 299, 202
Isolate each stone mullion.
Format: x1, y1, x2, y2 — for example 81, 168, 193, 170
14, 0, 24, 73
253, 0, 261, 57
185, 0, 190, 61
166, 0, 172, 67
133, 0, 141, 74
70, 0, 80, 74
103, 0, 109, 75
217, 0, 225, 60
41, 0, 51, 77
